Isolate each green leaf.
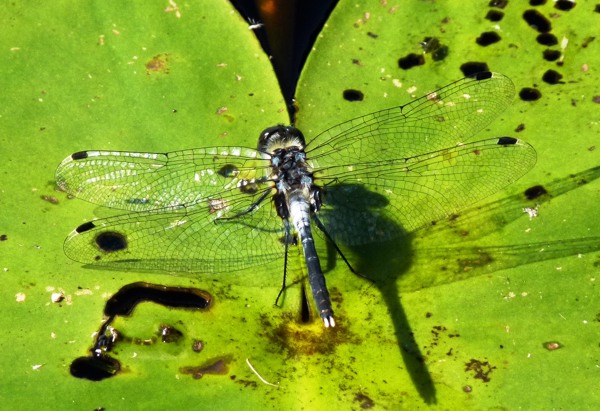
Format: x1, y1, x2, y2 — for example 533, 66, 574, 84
296, 0, 600, 408
1, 1, 599, 410
1, 1, 287, 409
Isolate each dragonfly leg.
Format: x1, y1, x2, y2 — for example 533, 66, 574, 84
313, 214, 372, 282
274, 218, 292, 307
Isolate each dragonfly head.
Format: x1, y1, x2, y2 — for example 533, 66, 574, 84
258, 125, 306, 154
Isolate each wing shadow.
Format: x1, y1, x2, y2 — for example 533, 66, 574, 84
318, 165, 600, 404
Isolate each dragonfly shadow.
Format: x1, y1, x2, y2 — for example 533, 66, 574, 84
347, 237, 440, 403
320, 165, 600, 404
319, 183, 437, 403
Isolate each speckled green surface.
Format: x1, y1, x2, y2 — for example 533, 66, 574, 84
1, 1, 598, 409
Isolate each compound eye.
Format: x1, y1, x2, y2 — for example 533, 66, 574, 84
257, 126, 306, 152
257, 126, 284, 152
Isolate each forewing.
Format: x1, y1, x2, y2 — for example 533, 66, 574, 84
63, 184, 290, 274
307, 72, 536, 244
306, 72, 515, 168
317, 137, 536, 244
56, 146, 269, 211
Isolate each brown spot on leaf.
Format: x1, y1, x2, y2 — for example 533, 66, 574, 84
180, 356, 231, 379
146, 54, 170, 74
465, 359, 496, 382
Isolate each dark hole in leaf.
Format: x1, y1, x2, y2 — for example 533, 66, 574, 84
460, 62, 490, 77
542, 69, 563, 84
554, 0, 575, 11
543, 49, 561, 61
485, 10, 504, 21
537, 33, 558, 46
398, 53, 425, 70
523, 9, 552, 32
70, 355, 121, 381
489, 0, 508, 8
343, 89, 364, 102
104, 282, 212, 317
519, 87, 542, 101
476, 31, 501, 46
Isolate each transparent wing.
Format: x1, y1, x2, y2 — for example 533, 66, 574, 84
306, 72, 515, 166
56, 146, 270, 211
306, 73, 537, 244
57, 146, 295, 275
62, 183, 292, 274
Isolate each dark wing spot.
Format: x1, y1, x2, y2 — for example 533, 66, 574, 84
497, 137, 518, 145
217, 164, 239, 178
432, 45, 449, 61
76, 221, 96, 233
126, 198, 150, 205
95, 232, 127, 252
239, 181, 259, 194
71, 151, 89, 160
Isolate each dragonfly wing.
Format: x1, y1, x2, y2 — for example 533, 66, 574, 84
56, 147, 269, 211
63, 184, 291, 275
317, 137, 536, 244
307, 72, 535, 243
317, 183, 407, 246
306, 72, 515, 166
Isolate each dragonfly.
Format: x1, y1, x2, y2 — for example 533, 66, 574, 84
56, 71, 536, 328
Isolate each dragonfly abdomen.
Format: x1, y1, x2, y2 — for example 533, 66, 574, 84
288, 190, 334, 327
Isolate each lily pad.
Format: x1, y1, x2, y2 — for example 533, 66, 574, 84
296, 0, 600, 408
1, 1, 598, 410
